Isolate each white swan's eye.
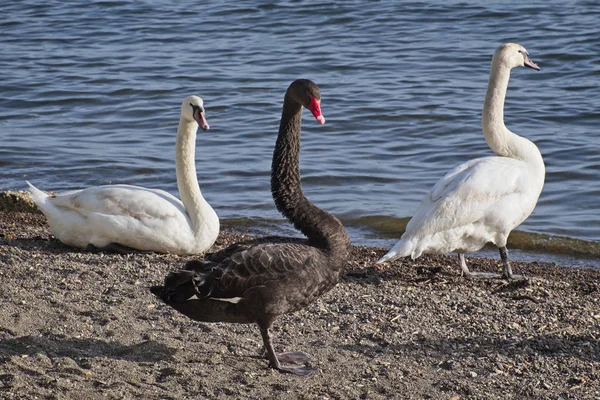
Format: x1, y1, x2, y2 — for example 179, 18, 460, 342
190, 103, 204, 113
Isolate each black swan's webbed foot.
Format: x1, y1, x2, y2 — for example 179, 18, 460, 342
277, 363, 317, 376
259, 348, 310, 365
86, 243, 151, 254
259, 326, 316, 377
276, 351, 310, 365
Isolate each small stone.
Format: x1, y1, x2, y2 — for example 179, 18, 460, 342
468, 371, 477, 378
439, 360, 455, 370
567, 377, 585, 386
541, 381, 551, 389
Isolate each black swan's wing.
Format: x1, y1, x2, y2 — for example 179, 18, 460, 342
204, 236, 309, 264
208, 242, 326, 298
157, 241, 337, 317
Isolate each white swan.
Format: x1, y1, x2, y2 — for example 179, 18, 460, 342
27, 95, 219, 255
378, 43, 544, 279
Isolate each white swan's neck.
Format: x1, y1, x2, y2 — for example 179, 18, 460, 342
482, 64, 544, 169
175, 117, 211, 234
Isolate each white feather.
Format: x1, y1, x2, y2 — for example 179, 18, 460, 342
211, 297, 242, 304
27, 96, 219, 255
379, 43, 545, 264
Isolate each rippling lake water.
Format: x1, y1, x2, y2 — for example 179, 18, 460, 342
1, 1, 599, 265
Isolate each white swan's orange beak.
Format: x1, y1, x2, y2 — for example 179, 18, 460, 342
193, 109, 210, 131
308, 96, 325, 124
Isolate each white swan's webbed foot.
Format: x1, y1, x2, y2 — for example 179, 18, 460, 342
464, 271, 506, 279
459, 253, 504, 280
458, 253, 481, 278
458, 249, 528, 280
86, 243, 151, 255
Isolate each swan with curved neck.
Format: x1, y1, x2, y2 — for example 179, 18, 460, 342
378, 43, 544, 279
151, 79, 350, 376
27, 95, 219, 255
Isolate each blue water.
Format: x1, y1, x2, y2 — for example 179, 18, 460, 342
1, 1, 599, 264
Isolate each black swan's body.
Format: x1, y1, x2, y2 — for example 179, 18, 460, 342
151, 79, 350, 375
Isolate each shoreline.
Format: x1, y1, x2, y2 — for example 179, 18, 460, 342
3, 189, 600, 267
1, 210, 599, 398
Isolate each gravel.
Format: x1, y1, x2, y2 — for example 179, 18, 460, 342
0, 210, 599, 399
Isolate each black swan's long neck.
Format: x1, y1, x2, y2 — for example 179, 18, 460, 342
271, 96, 350, 255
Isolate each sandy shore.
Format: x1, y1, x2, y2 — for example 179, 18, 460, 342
0, 208, 599, 399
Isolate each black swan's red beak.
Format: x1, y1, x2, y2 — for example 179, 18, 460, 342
308, 96, 325, 124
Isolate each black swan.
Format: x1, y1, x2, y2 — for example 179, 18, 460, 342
151, 79, 351, 376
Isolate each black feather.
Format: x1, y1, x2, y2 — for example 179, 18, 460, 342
151, 80, 351, 374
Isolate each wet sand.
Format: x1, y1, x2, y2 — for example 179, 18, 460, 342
0, 203, 599, 399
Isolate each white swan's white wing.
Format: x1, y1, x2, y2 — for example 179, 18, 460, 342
30, 183, 201, 253
410, 157, 521, 233
381, 156, 538, 261
49, 184, 186, 219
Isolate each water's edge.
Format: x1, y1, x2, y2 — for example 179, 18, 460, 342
343, 215, 600, 259
4, 190, 597, 269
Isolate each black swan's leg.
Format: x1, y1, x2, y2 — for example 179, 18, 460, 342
86, 243, 151, 254
259, 325, 315, 376
259, 325, 282, 370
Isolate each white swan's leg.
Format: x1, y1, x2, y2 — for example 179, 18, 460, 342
459, 253, 471, 277
460, 252, 503, 279
499, 246, 514, 279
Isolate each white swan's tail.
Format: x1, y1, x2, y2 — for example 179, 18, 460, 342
26, 181, 50, 211
377, 239, 414, 264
